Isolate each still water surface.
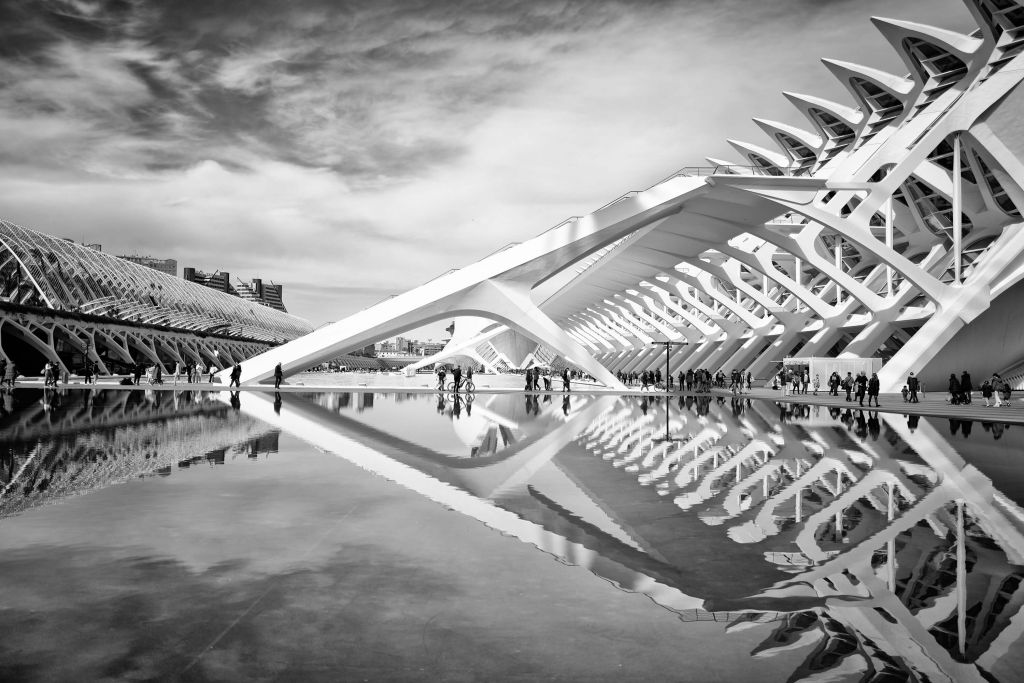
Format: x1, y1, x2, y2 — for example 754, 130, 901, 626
1, 388, 1023, 681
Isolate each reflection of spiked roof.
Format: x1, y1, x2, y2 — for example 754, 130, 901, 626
0, 219, 312, 343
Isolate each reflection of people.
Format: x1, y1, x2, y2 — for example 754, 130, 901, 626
907, 414, 919, 432
230, 391, 240, 410
562, 394, 571, 416
453, 394, 462, 419
274, 391, 282, 415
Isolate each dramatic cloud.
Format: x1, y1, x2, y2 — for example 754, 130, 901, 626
0, 0, 976, 330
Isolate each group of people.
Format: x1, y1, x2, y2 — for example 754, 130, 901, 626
436, 364, 474, 391
171, 361, 219, 384
904, 370, 1013, 408
821, 371, 882, 407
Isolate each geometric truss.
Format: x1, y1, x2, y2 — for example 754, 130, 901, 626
241, 1, 1024, 391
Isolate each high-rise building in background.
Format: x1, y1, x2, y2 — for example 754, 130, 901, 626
235, 278, 288, 313
182, 267, 233, 293
118, 255, 177, 277
183, 268, 289, 312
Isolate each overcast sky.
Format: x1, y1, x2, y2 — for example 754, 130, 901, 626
0, 0, 975, 337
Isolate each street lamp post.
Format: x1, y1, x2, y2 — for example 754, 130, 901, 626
651, 340, 685, 444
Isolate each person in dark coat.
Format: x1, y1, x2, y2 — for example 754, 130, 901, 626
229, 363, 242, 388
960, 371, 972, 404
907, 372, 920, 403
274, 362, 283, 389
437, 366, 446, 391
948, 373, 961, 405
562, 368, 571, 392
867, 373, 880, 407
855, 371, 868, 406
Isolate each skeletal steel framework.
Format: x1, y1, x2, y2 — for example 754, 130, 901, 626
239, 1, 1024, 392
0, 219, 313, 374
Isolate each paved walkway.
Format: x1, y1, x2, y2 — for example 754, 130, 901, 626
13, 373, 1023, 425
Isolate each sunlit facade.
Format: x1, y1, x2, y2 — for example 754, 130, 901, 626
239, 1, 1024, 391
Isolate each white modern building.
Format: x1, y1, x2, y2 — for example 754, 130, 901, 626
237, 1, 1024, 392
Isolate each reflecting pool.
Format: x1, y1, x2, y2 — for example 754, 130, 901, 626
2, 387, 1024, 681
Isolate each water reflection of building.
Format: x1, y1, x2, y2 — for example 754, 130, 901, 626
0, 389, 280, 519
243, 391, 1024, 682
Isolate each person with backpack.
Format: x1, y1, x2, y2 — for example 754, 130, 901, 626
274, 362, 283, 389
843, 372, 854, 402
907, 372, 920, 403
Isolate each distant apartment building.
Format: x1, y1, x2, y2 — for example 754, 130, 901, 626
183, 268, 289, 313
183, 267, 233, 293
119, 254, 177, 277
235, 278, 288, 313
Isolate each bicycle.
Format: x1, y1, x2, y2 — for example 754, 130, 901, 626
446, 379, 475, 394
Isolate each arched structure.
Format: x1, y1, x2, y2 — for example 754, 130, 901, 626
241, 1, 1024, 392
0, 220, 313, 375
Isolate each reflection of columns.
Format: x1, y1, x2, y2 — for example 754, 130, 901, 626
957, 499, 967, 659
887, 481, 896, 592
953, 134, 963, 285
795, 487, 802, 522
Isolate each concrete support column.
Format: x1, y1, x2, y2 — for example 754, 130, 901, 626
834, 238, 843, 305
953, 134, 963, 285
885, 198, 894, 297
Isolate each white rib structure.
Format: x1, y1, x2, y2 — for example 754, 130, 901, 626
239, 1, 1024, 392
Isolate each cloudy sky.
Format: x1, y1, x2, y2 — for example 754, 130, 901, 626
0, 0, 975, 335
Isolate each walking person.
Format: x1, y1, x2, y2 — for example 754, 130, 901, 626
207, 363, 216, 383
173, 361, 181, 385
274, 362, 283, 390
867, 373, 880, 407
452, 365, 462, 392
83, 360, 93, 385
844, 372, 854, 402
982, 379, 994, 407
813, 373, 820, 396
960, 370, 973, 404
437, 366, 446, 391
562, 367, 571, 392
855, 371, 868, 406
907, 372, 920, 403
947, 373, 961, 405
229, 363, 242, 388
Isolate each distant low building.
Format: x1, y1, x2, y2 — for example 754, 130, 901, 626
119, 254, 177, 277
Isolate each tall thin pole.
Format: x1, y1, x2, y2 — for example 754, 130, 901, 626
953, 134, 963, 284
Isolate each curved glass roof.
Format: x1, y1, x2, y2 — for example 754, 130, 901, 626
0, 219, 313, 343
